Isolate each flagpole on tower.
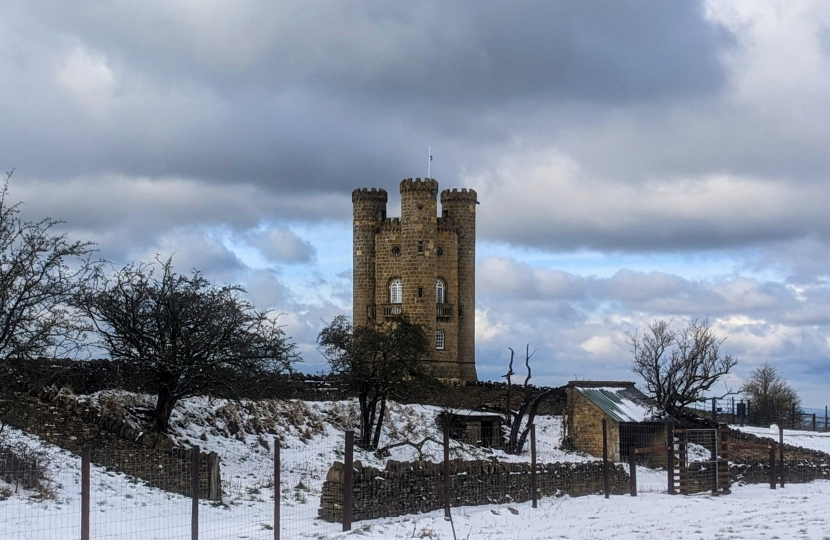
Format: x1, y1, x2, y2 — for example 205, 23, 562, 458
428, 146, 432, 179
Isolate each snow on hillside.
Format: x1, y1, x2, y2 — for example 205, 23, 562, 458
730, 423, 830, 454
6, 393, 830, 539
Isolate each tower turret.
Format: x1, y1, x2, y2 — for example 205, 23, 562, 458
352, 188, 387, 327
399, 178, 439, 341
440, 188, 478, 380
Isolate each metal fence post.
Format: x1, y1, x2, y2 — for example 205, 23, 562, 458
443, 424, 451, 517
667, 423, 675, 495
812, 413, 816, 432
81, 447, 90, 540
778, 424, 784, 488
531, 424, 537, 508
602, 418, 609, 499
712, 397, 717, 424
274, 438, 280, 540
343, 431, 354, 531
629, 448, 637, 497
191, 446, 200, 540
769, 442, 776, 490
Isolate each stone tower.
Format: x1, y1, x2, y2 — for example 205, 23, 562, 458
352, 178, 478, 380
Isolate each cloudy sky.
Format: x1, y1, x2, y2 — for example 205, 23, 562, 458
4, 0, 830, 406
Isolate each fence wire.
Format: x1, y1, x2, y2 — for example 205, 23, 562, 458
7, 417, 830, 539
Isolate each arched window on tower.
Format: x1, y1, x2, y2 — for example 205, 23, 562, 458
389, 279, 403, 304
436, 279, 446, 304
436, 329, 445, 350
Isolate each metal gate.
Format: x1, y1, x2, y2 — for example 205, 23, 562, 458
673, 428, 730, 495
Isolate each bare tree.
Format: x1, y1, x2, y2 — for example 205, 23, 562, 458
318, 315, 437, 450
0, 169, 99, 435
742, 363, 800, 420
627, 319, 737, 417
502, 345, 554, 455
75, 257, 299, 432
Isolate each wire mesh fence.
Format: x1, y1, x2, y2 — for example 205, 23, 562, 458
1, 442, 79, 540
7, 418, 830, 539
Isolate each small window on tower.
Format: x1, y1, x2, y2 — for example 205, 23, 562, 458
418, 287, 423, 298
436, 329, 445, 350
436, 247, 444, 256
417, 240, 424, 255
391, 246, 401, 257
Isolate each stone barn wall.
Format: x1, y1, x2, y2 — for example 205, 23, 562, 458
567, 390, 621, 460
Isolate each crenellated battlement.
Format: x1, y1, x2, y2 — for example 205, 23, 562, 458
352, 187, 388, 203
437, 217, 457, 232
400, 178, 439, 194
379, 217, 402, 231
440, 188, 477, 204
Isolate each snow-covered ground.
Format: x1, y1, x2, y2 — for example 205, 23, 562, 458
5, 393, 830, 539
730, 424, 830, 454
330, 482, 830, 539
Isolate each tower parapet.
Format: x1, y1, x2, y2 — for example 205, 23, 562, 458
400, 178, 439, 194
440, 188, 478, 204
352, 187, 388, 203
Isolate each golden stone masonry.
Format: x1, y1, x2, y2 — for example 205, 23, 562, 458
352, 178, 477, 380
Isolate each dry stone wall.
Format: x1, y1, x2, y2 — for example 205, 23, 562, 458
319, 458, 629, 522
4, 388, 221, 500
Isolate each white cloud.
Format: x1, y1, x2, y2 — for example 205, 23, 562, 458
56, 45, 116, 117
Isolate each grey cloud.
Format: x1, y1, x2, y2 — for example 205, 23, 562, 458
477, 256, 803, 322
475, 258, 830, 402
247, 228, 317, 264
0, 0, 731, 191
137, 229, 247, 282
9, 175, 349, 263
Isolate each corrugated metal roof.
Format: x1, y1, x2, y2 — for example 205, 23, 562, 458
577, 386, 670, 423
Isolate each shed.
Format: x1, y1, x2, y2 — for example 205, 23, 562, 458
566, 381, 673, 462
444, 412, 503, 449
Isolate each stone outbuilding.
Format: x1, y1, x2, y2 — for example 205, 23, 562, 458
565, 381, 673, 462
446, 412, 503, 449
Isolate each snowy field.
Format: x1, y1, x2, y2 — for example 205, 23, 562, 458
4, 394, 830, 539
731, 424, 830, 454
334, 482, 830, 540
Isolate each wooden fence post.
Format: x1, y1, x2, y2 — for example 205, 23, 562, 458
191, 446, 200, 540
207, 452, 220, 501
769, 442, 776, 490
343, 431, 354, 532
443, 424, 451, 517
778, 424, 784, 488
629, 448, 637, 497
601, 419, 609, 499
274, 438, 280, 540
667, 423, 675, 495
812, 414, 816, 432
81, 447, 90, 540
531, 424, 537, 508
